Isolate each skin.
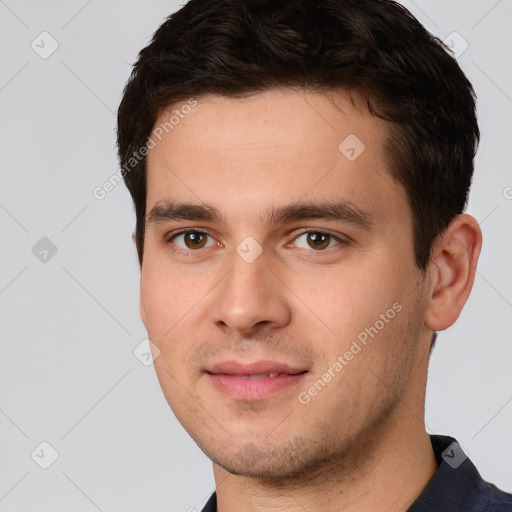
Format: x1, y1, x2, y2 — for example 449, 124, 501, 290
139, 87, 482, 511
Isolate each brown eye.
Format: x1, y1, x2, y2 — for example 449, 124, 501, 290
171, 231, 213, 250
306, 232, 331, 250
293, 231, 343, 251
184, 232, 207, 249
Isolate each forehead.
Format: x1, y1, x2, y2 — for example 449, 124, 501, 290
149, 88, 380, 161
145, 88, 408, 228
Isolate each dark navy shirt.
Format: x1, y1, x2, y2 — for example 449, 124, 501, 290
201, 434, 512, 511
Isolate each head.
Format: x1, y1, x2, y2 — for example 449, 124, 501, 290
117, 0, 481, 480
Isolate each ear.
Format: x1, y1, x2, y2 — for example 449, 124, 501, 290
132, 230, 137, 245
424, 214, 482, 331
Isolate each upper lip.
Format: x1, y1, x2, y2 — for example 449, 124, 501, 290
206, 360, 308, 376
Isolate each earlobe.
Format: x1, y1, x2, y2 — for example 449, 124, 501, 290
424, 214, 482, 332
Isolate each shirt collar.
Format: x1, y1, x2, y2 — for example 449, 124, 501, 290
407, 434, 491, 511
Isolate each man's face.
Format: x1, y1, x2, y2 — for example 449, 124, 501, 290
141, 88, 431, 478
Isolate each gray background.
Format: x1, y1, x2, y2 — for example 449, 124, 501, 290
1, 0, 511, 510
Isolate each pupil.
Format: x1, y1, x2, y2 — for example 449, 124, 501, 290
187, 232, 205, 248
308, 232, 329, 249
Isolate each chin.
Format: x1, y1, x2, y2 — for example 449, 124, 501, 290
203, 435, 338, 482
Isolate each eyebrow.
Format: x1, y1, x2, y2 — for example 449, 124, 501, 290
145, 200, 375, 229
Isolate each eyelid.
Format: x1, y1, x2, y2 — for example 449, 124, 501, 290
290, 228, 350, 244
166, 227, 214, 239
165, 227, 220, 247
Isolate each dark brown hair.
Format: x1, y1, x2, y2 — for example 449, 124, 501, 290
117, 0, 479, 271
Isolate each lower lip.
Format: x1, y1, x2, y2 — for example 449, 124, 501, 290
208, 373, 308, 401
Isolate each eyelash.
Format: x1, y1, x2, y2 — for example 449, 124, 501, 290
164, 228, 349, 255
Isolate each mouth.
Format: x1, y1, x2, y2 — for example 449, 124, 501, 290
205, 360, 309, 401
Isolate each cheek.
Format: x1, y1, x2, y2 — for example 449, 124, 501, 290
297, 263, 400, 338
140, 261, 212, 377
140, 264, 187, 342
141, 270, 197, 402
140, 277, 169, 332
141, 250, 199, 313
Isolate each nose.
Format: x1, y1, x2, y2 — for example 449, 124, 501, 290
211, 245, 292, 337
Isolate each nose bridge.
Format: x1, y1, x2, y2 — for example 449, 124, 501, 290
213, 244, 290, 333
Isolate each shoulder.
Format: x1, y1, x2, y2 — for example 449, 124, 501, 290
486, 482, 512, 511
